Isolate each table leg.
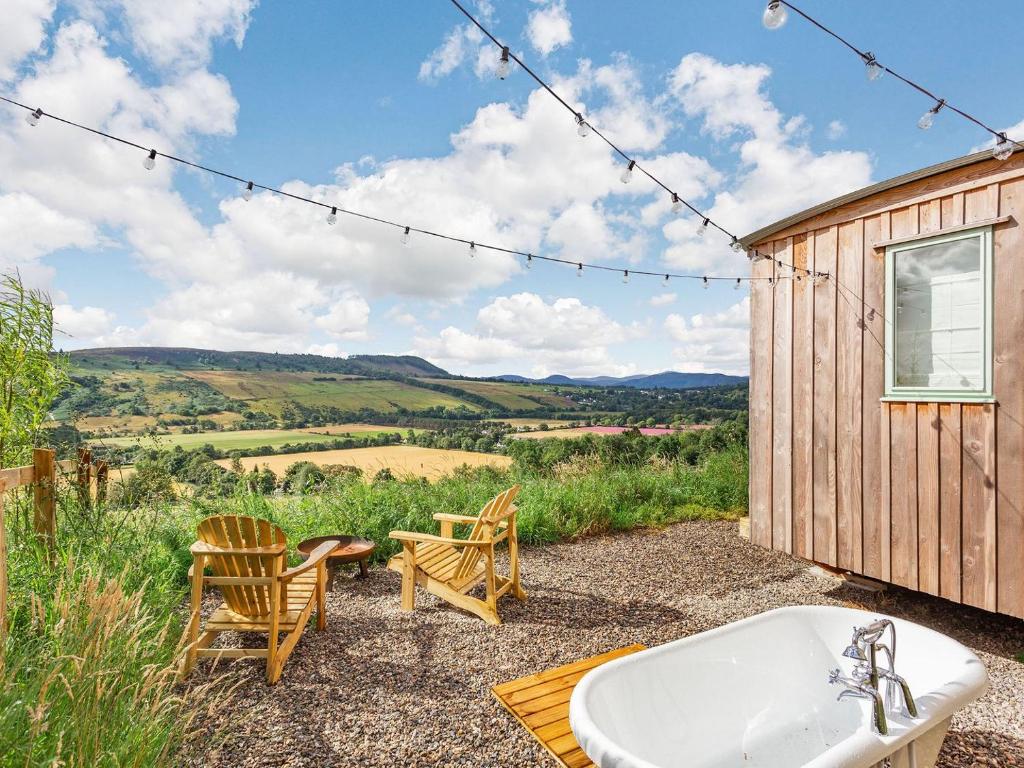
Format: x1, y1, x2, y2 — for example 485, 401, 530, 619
358, 558, 369, 579
326, 563, 338, 592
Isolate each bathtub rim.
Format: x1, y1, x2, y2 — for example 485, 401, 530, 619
568, 604, 989, 768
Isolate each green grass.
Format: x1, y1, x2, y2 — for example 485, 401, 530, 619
94, 427, 399, 451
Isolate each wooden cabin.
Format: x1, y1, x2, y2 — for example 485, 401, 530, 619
742, 148, 1023, 619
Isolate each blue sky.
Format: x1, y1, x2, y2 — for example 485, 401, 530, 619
2, 1, 1022, 377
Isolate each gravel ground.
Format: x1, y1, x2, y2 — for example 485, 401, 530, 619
183, 521, 1024, 767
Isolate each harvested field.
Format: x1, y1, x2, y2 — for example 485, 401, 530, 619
185, 520, 1024, 767
217, 445, 512, 480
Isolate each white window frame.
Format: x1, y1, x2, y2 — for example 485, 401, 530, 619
883, 225, 994, 403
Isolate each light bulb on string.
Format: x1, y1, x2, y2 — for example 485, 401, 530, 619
143, 149, 157, 170
663, 274, 670, 287
917, 99, 944, 130
576, 263, 583, 278
862, 52, 884, 81
26, 107, 43, 126
575, 113, 590, 138
620, 159, 636, 184
762, 1, 788, 29
730, 237, 745, 253
734, 278, 741, 290
401, 226, 411, 246
671, 193, 683, 215
327, 206, 338, 225
703, 277, 709, 290
242, 181, 254, 201
993, 133, 1015, 162
622, 270, 630, 285
696, 218, 709, 238
469, 241, 476, 257
525, 254, 532, 270
496, 46, 510, 80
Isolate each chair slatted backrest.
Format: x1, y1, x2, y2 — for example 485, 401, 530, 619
196, 515, 287, 617
451, 485, 520, 580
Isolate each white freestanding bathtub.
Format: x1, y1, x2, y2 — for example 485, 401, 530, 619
569, 606, 988, 768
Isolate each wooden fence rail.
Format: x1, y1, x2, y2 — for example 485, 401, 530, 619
0, 448, 109, 641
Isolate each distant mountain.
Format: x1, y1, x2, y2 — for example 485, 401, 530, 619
68, 347, 449, 377
493, 371, 748, 390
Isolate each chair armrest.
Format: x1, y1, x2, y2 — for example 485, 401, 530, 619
281, 540, 338, 582
389, 530, 490, 548
431, 513, 508, 529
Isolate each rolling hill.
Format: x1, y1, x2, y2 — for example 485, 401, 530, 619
494, 371, 748, 389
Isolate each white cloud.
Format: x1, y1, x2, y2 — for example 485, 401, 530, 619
826, 119, 846, 140
0, 192, 97, 265
414, 292, 640, 377
0, 0, 54, 80
73, 0, 256, 70
526, 1, 572, 57
649, 292, 676, 307
54, 303, 115, 340
661, 53, 872, 275
418, 1, 498, 82
664, 296, 750, 374
306, 342, 344, 358
313, 291, 371, 340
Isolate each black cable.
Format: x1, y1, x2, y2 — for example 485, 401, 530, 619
778, 1, 1023, 149
0, 94, 810, 282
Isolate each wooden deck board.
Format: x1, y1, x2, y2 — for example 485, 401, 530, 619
492, 645, 645, 768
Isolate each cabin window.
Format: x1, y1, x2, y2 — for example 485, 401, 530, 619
884, 226, 993, 402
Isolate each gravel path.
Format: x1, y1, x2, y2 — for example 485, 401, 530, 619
185, 521, 1024, 767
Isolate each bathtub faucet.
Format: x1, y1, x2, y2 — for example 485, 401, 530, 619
842, 620, 918, 720
829, 668, 888, 735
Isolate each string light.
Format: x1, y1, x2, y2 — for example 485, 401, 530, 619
703, 276, 709, 290
575, 112, 590, 138
622, 270, 630, 284
26, 107, 42, 126
917, 99, 944, 130
762, 1, 788, 29
497, 46, 510, 80
242, 180, 254, 201
663, 274, 670, 286
862, 52, 884, 81
696, 218, 709, 238
730, 237, 744, 253
526, 254, 532, 269
0, 95, 816, 286
469, 240, 476, 257
445, 0, 821, 278
735, 278, 741, 290
768, 1, 1023, 154
620, 159, 636, 184
993, 134, 1014, 162
671, 193, 683, 214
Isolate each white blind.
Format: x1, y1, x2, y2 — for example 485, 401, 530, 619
894, 235, 983, 390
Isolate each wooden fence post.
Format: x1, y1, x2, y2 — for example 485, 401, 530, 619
0, 479, 7, 649
32, 448, 56, 555
77, 447, 92, 508
95, 460, 109, 505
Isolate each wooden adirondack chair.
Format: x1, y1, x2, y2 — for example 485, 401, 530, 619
179, 515, 337, 684
387, 485, 524, 625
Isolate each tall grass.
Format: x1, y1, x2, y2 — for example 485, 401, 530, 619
0, 559, 217, 767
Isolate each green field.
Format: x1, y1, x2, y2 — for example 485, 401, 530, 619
95, 427, 402, 451
423, 378, 572, 410
186, 371, 478, 414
